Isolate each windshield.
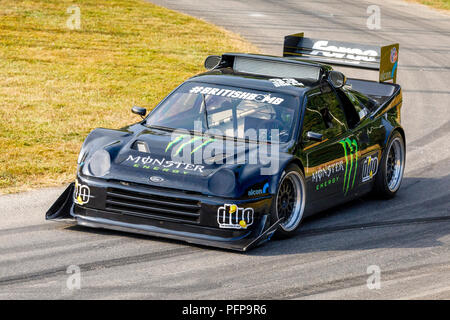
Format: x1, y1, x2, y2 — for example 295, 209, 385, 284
146, 82, 299, 143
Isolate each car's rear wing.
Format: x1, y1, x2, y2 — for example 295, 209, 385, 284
283, 32, 399, 83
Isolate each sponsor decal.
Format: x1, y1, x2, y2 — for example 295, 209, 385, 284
380, 70, 392, 82
311, 159, 344, 191
390, 47, 398, 79
164, 129, 280, 176
123, 155, 205, 175
339, 138, 358, 194
217, 204, 254, 229
379, 43, 399, 83
312, 161, 344, 183
316, 176, 340, 191
269, 78, 304, 87
149, 176, 164, 183
190, 138, 216, 154
165, 135, 216, 156
74, 180, 91, 205
248, 182, 269, 196
361, 154, 378, 182
310, 40, 378, 62
390, 47, 398, 64
391, 62, 398, 79
174, 136, 202, 156
165, 135, 186, 153
189, 86, 284, 105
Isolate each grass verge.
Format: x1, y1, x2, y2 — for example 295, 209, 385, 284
0, 0, 258, 194
409, 0, 450, 11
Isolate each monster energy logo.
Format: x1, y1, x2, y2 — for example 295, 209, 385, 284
165, 135, 216, 156
339, 138, 358, 194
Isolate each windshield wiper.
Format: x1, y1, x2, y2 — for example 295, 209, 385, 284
145, 125, 175, 132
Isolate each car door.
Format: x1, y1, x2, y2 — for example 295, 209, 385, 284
301, 85, 361, 205
335, 87, 383, 194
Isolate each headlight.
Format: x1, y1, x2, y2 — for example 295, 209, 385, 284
86, 149, 111, 177
208, 169, 235, 196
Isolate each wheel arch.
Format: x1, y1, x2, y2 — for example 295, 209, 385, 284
394, 126, 406, 145
268, 157, 305, 195
374, 127, 406, 197
288, 158, 305, 175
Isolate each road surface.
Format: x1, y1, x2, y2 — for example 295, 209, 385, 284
1, 0, 449, 299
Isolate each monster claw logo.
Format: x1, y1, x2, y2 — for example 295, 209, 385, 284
339, 138, 358, 195
165, 135, 216, 155
165, 135, 186, 152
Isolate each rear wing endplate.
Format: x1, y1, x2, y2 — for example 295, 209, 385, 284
283, 33, 399, 83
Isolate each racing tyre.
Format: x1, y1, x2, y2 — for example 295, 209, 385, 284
374, 131, 405, 198
271, 164, 306, 238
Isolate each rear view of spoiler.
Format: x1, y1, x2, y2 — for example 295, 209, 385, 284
283, 32, 399, 83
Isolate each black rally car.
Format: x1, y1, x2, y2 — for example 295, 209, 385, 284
47, 33, 405, 251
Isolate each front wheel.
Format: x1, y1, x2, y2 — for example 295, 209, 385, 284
271, 164, 306, 238
374, 131, 406, 198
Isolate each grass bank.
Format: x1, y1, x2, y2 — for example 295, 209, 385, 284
409, 0, 450, 11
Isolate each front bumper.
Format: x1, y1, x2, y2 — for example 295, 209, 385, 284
46, 177, 278, 251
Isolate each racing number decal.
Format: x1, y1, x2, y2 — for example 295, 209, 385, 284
339, 138, 358, 195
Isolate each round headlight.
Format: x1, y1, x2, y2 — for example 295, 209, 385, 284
208, 169, 235, 196
87, 150, 111, 177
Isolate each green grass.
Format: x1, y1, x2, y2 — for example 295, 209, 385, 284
0, 0, 258, 193
411, 0, 450, 11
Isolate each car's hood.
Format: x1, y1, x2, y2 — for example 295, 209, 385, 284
80, 126, 289, 198
115, 128, 238, 175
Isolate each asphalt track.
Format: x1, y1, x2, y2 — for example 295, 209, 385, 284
0, 0, 449, 299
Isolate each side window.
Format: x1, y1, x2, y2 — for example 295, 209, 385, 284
302, 98, 327, 146
344, 89, 372, 121
335, 89, 364, 128
303, 87, 347, 143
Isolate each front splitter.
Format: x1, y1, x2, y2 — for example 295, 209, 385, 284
72, 210, 279, 252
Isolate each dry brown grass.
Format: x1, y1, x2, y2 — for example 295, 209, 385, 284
0, 0, 258, 194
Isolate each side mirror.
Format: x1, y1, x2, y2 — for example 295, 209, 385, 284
204, 55, 222, 70
306, 131, 323, 142
328, 71, 346, 88
131, 106, 147, 118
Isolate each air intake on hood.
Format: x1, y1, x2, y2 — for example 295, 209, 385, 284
132, 140, 150, 153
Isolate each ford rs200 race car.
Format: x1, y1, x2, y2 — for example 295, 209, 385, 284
47, 33, 405, 251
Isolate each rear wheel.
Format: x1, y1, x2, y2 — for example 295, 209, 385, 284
374, 131, 405, 198
272, 164, 306, 238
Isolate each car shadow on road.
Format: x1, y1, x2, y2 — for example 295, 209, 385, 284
249, 175, 450, 256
